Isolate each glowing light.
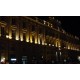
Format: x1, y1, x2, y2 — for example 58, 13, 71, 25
1, 57, 5, 63
9, 36, 12, 39
48, 22, 49, 26
16, 37, 19, 40
56, 52, 57, 56
21, 39, 23, 41
26, 39, 29, 42
0, 34, 1, 37
59, 48, 61, 50
78, 56, 80, 61
35, 41, 37, 44
42, 56, 43, 58
30, 37, 33, 43
77, 49, 79, 51
35, 38, 37, 44
51, 24, 53, 28
60, 52, 61, 55
42, 43, 44, 45
68, 46, 70, 49
58, 46, 61, 48
64, 47, 66, 49
11, 58, 17, 61
16, 34, 19, 40
38, 42, 40, 44
6, 35, 9, 38
30, 41, 33, 43
52, 60, 54, 63
45, 43, 47, 45
44, 20, 46, 24
49, 44, 51, 46
64, 59, 66, 62
52, 45, 54, 46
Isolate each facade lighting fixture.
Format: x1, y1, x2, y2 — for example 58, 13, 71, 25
6, 35, 9, 38
1, 57, 5, 63
52, 45, 54, 46
78, 56, 80, 61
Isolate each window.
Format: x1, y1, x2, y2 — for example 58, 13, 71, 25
32, 26, 35, 31
12, 30, 16, 39
39, 28, 42, 34
22, 56, 28, 64
32, 35, 35, 43
23, 22, 26, 28
23, 33, 26, 41
40, 38, 42, 44
1, 27, 5, 36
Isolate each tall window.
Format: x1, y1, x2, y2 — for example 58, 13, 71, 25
12, 30, 16, 39
23, 33, 26, 41
1, 27, 5, 36
23, 22, 26, 29
39, 27, 42, 34
40, 38, 42, 44
32, 26, 35, 32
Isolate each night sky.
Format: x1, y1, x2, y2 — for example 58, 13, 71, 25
38, 16, 80, 38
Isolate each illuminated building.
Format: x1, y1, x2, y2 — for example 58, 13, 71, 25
0, 16, 80, 64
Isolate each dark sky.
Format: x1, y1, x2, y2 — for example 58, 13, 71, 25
38, 16, 80, 38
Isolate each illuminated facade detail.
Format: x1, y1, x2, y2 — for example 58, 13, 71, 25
45, 43, 47, 45
51, 24, 53, 28
35, 37, 37, 44
1, 57, 5, 63
44, 20, 46, 24
38, 37, 40, 44
52, 44, 54, 46
16, 29, 19, 40
48, 22, 50, 26
55, 40, 61, 48
0, 16, 80, 64
6, 35, 9, 38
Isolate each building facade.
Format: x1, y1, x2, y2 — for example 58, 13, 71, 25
0, 16, 80, 64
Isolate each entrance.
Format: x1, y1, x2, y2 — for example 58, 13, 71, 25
22, 56, 28, 64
